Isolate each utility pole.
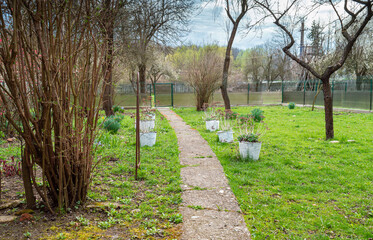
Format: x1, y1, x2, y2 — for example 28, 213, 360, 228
300, 20, 305, 59
300, 20, 307, 99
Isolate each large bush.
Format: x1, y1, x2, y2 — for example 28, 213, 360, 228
0, 1, 105, 212
170, 45, 224, 111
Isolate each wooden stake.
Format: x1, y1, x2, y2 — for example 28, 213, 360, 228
135, 72, 140, 180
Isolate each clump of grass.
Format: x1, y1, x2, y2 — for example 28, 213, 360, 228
103, 116, 121, 134
75, 216, 90, 226
169, 213, 183, 224
288, 102, 296, 109
250, 108, 264, 122
113, 105, 124, 113
187, 205, 204, 210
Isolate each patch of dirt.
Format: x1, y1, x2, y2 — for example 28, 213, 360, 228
0, 159, 181, 240
0, 204, 110, 239
0, 175, 156, 240
1, 175, 24, 201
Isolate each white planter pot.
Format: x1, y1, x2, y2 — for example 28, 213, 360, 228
206, 120, 219, 132
217, 130, 234, 143
147, 113, 156, 120
140, 132, 157, 147
239, 141, 262, 160
135, 120, 155, 132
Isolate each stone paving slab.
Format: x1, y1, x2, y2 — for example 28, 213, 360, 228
158, 108, 250, 240
179, 154, 217, 167
0, 200, 22, 210
0, 216, 17, 223
182, 188, 241, 212
178, 143, 216, 156
181, 166, 228, 189
180, 207, 250, 240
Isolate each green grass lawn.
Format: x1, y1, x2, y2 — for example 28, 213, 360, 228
174, 106, 373, 239
76, 110, 183, 239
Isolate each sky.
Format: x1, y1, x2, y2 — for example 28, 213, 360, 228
182, 1, 340, 50
182, 1, 272, 49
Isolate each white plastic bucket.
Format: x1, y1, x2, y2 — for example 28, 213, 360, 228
239, 141, 262, 160
206, 120, 219, 132
217, 131, 234, 143
135, 120, 155, 132
140, 132, 157, 147
147, 113, 156, 120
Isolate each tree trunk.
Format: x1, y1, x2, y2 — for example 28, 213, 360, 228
221, 38, 234, 110
139, 63, 146, 94
221, 2, 248, 110
103, 69, 114, 117
255, 81, 259, 92
196, 91, 209, 111
356, 69, 366, 91
22, 147, 36, 209
322, 80, 334, 140
220, 80, 231, 110
102, 0, 114, 117
356, 76, 362, 91
196, 100, 203, 111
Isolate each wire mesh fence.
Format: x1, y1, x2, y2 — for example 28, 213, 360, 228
114, 84, 152, 107
282, 79, 373, 110
152, 83, 173, 107
115, 79, 373, 111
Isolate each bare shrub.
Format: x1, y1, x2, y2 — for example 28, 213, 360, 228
182, 45, 223, 111
0, 1, 105, 212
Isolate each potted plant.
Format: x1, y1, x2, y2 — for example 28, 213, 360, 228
237, 112, 266, 160
142, 107, 156, 120
204, 108, 219, 132
140, 125, 157, 147
217, 117, 233, 143
237, 131, 262, 160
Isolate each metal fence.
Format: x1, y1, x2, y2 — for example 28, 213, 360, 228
114, 84, 152, 107
282, 79, 373, 110
115, 79, 373, 111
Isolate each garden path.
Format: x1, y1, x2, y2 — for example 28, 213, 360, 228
158, 108, 250, 240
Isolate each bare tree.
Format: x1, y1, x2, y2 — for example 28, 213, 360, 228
177, 45, 224, 111
256, 0, 373, 139
220, 0, 250, 110
239, 47, 264, 91
120, 0, 195, 93
147, 48, 175, 85
115, 38, 138, 92
343, 22, 373, 90
0, 0, 105, 212
262, 48, 280, 90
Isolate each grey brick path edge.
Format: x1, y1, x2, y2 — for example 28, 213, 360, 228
158, 108, 250, 240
